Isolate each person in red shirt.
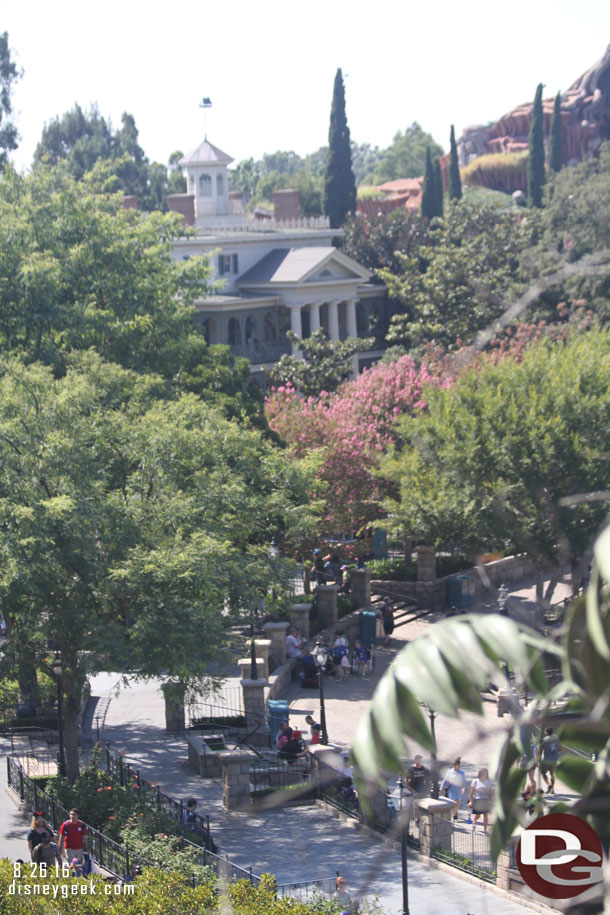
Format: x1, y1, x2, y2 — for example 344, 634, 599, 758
58, 808, 88, 863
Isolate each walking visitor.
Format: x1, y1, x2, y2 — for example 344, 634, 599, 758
468, 767, 494, 831
441, 757, 467, 820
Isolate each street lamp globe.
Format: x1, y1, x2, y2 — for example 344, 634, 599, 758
314, 643, 328, 667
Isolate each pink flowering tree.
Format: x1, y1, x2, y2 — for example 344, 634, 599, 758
265, 355, 440, 533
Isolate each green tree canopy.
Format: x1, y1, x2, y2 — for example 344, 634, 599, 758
324, 68, 357, 228
340, 207, 431, 275
448, 124, 462, 200
384, 198, 535, 349
0, 32, 20, 164
0, 162, 256, 415
527, 83, 546, 208
34, 105, 179, 211
383, 329, 610, 588
0, 356, 307, 778
267, 328, 373, 397
371, 122, 443, 184
549, 90, 562, 173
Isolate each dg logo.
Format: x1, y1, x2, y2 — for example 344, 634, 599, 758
517, 812, 604, 900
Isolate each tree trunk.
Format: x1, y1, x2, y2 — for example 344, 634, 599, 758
303, 565, 311, 594
63, 693, 81, 783
17, 650, 40, 712
535, 571, 544, 603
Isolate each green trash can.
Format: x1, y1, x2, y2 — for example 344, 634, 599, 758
360, 609, 378, 647
448, 575, 474, 610
268, 699, 289, 743
448, 576, 462, 609
457, 574, 474, 609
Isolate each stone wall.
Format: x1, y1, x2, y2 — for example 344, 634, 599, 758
372, 554, 536, 609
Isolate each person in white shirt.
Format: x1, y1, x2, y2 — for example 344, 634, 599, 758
468, 767, 494, 832
285, 628, 305, 659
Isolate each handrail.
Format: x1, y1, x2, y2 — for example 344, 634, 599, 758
6, 754, 258, 887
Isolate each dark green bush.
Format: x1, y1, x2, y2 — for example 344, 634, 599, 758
367, 557, 417, 581
190, 715, 246, 729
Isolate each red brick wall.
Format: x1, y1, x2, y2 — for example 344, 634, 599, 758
168, 194, 195, 227
273, 189, 299, 221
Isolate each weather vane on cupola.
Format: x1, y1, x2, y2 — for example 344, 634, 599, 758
199, 97, 212, 139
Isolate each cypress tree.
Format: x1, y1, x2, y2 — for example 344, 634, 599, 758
549, 91, 562, 173
421, 147, 435, 220
527, 83, 546, 207
448, 124, 462, 200
324, 68, 356, 229
433, 158, 444, 217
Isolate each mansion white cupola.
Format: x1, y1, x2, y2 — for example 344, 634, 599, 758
179, 139, 234, 227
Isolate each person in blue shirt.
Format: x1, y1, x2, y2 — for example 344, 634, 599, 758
353, 640, 369, 676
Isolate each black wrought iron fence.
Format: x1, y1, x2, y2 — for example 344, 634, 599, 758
187, 687, 245, 725
7, 755, 135, 880
250, 758, 311, 795
434, 821, 495, 881
101, 744, 214, 850
6, 755, 258, 886
276, 876, 336, 898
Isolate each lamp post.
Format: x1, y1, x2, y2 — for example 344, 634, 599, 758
426, 705, 439, 799
497, 583, 509, 616
249, 618, 258, 681
51, 655, 67, 778
314, 642, 329, 745
389, 777, 413, 915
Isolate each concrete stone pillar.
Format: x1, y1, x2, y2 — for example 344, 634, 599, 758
328, 301, 339, 341
316, 584, 338, 628
237, 657, 266, 680
309, 745, 339, 796
240, 678, 270, 748
361, 783, 391, 829
262, 621, 290, 669
246, 639, 272, 679
309, 303, 321, 333
161, 682, 186, 733
346, 299, 358, 338
290, 603, 311, 641
219, 749, 255, 810
289, 306, 302, 354
350, 568, 371, 609
496, 836, 519, 889
417, 797, 455, 856
417, 546, 437, 582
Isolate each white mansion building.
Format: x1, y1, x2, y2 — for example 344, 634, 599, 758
167, 136, 387, 384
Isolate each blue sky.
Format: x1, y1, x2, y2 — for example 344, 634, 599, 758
2, 0, 609, 172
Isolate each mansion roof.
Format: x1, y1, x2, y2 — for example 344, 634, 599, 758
179, 139, 234, 167
236, 247, 370, 286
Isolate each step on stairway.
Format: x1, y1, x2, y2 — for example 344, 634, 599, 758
370, 591, 433, 628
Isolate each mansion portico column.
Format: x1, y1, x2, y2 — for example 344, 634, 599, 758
346, 299, 358, 338
289, 305, 303, 356
327, 301, 340, 342
309, 303, 321, 333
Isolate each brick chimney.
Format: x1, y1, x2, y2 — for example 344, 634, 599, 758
167, 194, 195, 227
273, 189, 299, 221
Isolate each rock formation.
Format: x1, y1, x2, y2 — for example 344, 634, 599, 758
457, 43, 610, 192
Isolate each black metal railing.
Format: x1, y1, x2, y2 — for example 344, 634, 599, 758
250, 758, 311, 795
276, 876, 336, 898
102, 744, 214, 850
434, 821, 496, 881
187, 687, 245, 724
6, 754, 258, 886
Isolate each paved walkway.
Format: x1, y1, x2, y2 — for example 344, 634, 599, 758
0, 737, 34, 862
1, 574, 568, 912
